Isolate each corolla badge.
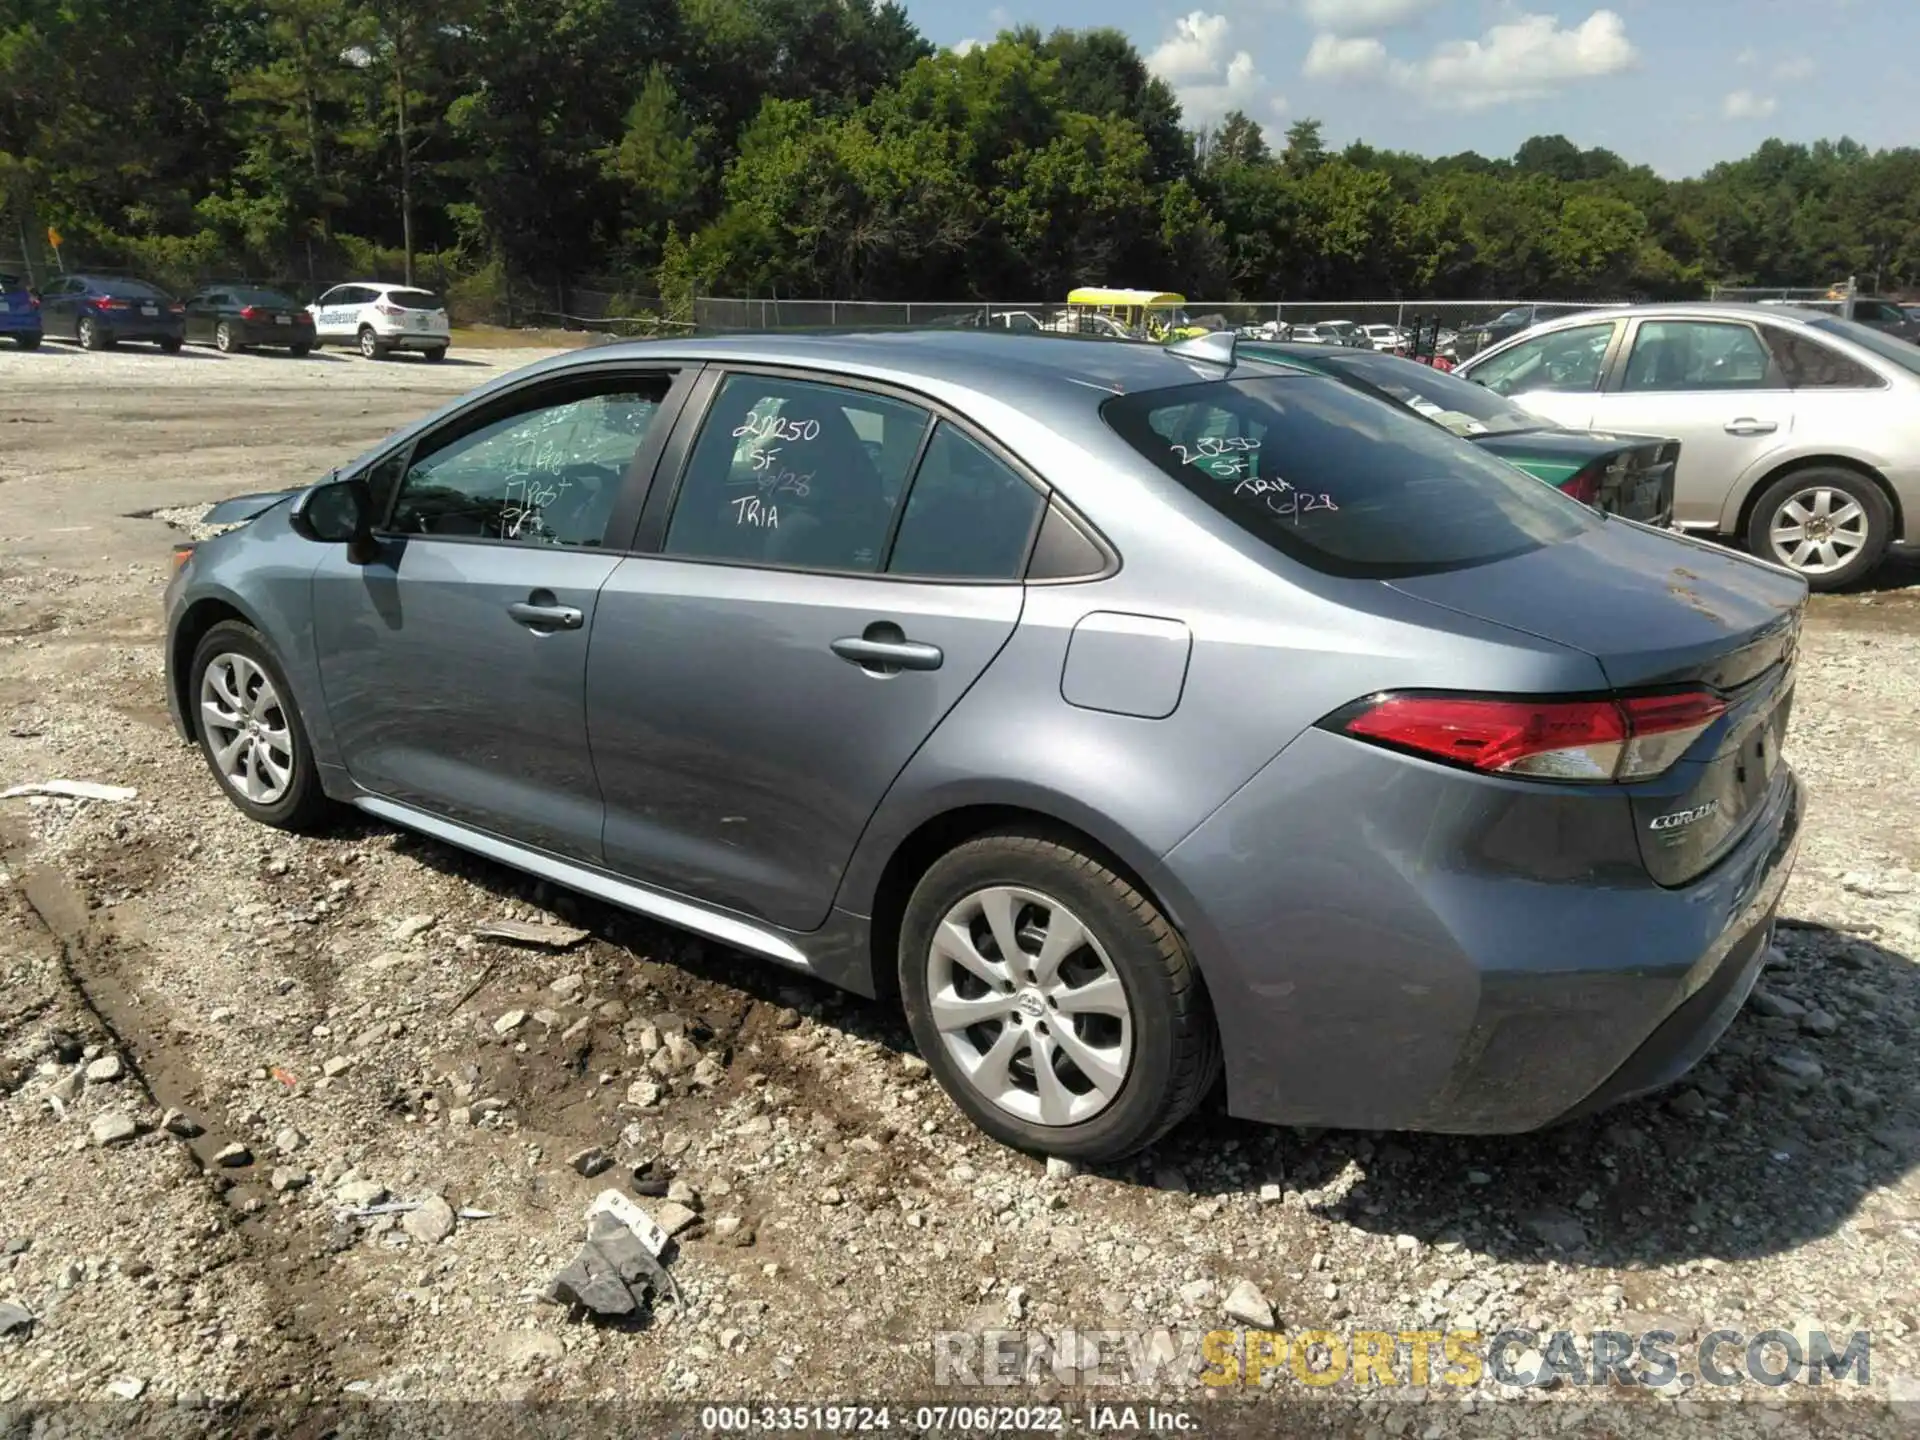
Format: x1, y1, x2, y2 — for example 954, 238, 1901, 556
1650, 800, 1719, 832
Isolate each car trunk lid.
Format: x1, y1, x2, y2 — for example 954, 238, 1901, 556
1387, 520, 1805, 885
1480, 429, 1677, 527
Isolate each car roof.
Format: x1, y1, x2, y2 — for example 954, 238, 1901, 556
1517, 301, 1837, 331
523, 330, 1275, 409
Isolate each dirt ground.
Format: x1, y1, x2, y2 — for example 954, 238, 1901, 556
2, 340, 1919, 1437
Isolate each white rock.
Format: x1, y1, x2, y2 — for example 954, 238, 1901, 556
105, 1377, 147, 1401
394, 913, 438, 942
321, 1055, 352, 1078
1223, 1279, 1275, 1329
1046, 1156, 1080, 1180
85, 1055, 125, 1083
90, 1112, 139, 1148
493, 1009, 527, 1035
404, 1196, 457, 1244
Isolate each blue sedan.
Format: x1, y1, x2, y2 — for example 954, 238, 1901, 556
0, 270, 41, 348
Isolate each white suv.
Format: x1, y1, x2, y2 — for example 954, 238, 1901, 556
308, 282, 450, 360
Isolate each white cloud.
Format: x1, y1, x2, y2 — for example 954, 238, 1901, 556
1391, 10, 1638, 110
1722, 89, 1777, 120
1735, 47, 1759, 67
1148, 11, 1271, 120
952, 38, 980, 56
1298, 0, 1433, 35
1304, 33, 1389, 80
1773, 56, 1815, 81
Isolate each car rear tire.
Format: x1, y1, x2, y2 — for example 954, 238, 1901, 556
1746, 467, 1890, 591
214, 321, 241, 354
189, 620, 332, 832
289, 343, 311, 357
78, 317, 109, 350
14, 335, 39, 350
159, 337, 183, 354
422, 346, 447, 363
358, 326, 388, 360
897, 831, 1220, 1161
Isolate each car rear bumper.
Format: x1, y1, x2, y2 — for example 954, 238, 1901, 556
373, 327, 449, 350
1160, 726, 1804, 1133
0, 311, 40, 335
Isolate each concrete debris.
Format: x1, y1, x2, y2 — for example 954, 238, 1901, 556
105, 1377, 147, 1400
213, 1143, 253, 1168
545, 1191, 681, 1318
84, 1054, 125, 1083
493, 1009, 528, 1036
475, 918, 590, 950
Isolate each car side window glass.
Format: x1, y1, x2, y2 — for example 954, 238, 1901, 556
663, 374, 930, 572
1622, 322, 1772, 392
887, 423, 1045, 581
387, 387, 664, 547
1471, 323, 1613, 396
1767, 330, 1882, 389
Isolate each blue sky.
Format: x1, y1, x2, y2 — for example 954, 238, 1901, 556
910, 1, 1918, 177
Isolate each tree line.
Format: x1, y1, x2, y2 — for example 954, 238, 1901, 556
2, 0, 1916, 314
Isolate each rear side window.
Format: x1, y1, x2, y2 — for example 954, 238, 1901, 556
1810, 317, 1920, 377
1102, 375, 1594, 579
1766, 329, 1883, 389
1621, 321, 1773, 392
887, 423, 1045, 580
664, 374, 930, 572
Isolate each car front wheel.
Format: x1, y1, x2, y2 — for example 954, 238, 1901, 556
898, 831, 1220, 1161
190, 620, 332, 831
1746, 467, 1890, 591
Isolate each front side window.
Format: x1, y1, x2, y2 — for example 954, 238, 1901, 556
888, 423, 1045, 580
1621, 321, 1773, 392
387, 386, 663, 546
1103, 374, 1594, 579
663, 374, 930, 571
1470, 322, 1614, 396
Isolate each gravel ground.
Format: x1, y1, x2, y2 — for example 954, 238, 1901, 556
2, 342, 1918, 1437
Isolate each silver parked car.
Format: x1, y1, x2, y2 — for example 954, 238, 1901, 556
164, 331, 1805, 1160
1457, 302, 1920, 588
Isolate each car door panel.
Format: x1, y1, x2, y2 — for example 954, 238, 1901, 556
588, 562, 1023, 929
312, 542, 619, 859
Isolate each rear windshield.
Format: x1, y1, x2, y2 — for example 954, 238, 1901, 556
234, 288, 298, 307
1306, 350, 1555, 438
1102, 375, 1595, 578
0, 272, 21, 291
388, 288, 443, 310
91, 278, 167, 299
1809, 317, 1920, 377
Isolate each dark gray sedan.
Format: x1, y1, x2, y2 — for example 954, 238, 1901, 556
163, 331, 1806, 1160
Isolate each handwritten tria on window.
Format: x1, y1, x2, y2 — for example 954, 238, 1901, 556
1235, 475, 1337, 518
732, 496, 778, 528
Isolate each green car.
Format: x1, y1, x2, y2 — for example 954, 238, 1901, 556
1239, 342, 1677, 526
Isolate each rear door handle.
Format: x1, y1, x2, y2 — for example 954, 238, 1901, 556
831, 636, 944, 673
507, 600, 583, 631
1724, 419, 1779, 436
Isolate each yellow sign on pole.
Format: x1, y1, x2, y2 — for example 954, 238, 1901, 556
46, 226, 62, 248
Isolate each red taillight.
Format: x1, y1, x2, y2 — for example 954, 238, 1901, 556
27, 296, 38, 310
374, 301, 403, 316
95, 296, 130, 310
168, 302, 185, 314
1336, 690, 1727, 782
1562, 461, 1603, 507
240, 305, 266, 321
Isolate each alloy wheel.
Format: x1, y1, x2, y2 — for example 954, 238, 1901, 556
924, 885, 1134, 1127
199, 652, 295, 805
1767, 485, 1869, 576
215, 322, 234, 352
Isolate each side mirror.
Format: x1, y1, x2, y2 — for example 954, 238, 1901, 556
290, 476, 376, 563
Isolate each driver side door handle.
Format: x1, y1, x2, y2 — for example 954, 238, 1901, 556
1724, 418, 1779, 436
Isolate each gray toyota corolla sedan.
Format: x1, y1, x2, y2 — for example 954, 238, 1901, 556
163, 330, 1807, 1161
